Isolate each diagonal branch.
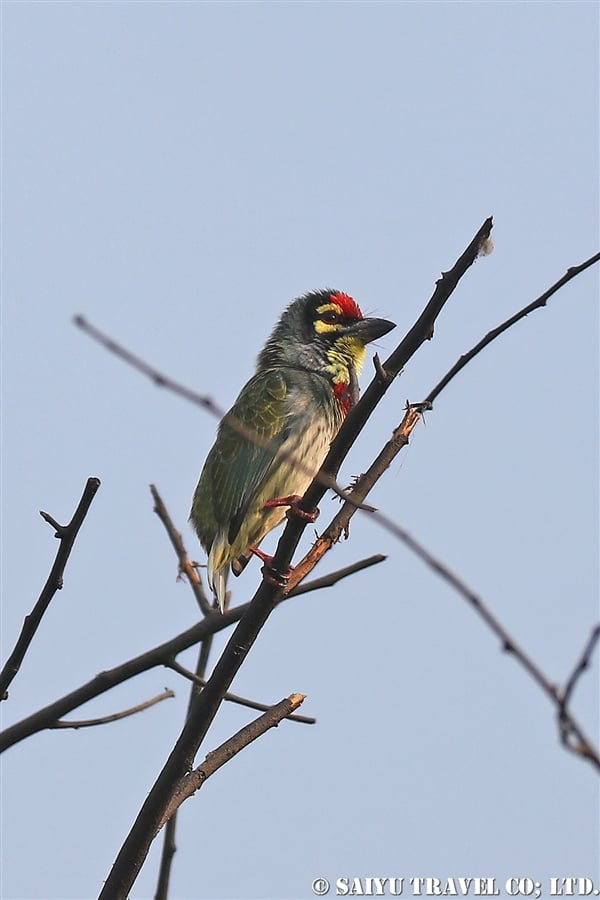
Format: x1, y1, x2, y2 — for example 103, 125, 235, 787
561, 624, 600, 713
367, 510, 600, 772
154, 636, 214, 898
150, 484, 212, 615
0, 477, 101, 701
157, 694, 307, 830
425, 250, 600, 406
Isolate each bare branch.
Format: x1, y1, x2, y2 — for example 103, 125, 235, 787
561, 624, 600, 712
0, 613, 240, 753
150, 484, 212, 616
166, 659, 315, 724
50, 690, 175, 729
0, 477, 101, 701
154, 818, 176, 900
558, 625, 600, 759
158, 694, 307, 829
155, 645, 214, 899
72, 316, 226, 417
288, 554, 386, 596
426, 251, 600, 406
365, 510, 600, 771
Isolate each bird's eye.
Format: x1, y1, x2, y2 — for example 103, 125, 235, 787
319, 311, 342, 324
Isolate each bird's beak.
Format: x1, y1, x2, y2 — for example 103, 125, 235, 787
345, 316, 396, 345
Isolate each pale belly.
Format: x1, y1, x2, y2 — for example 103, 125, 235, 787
230, 415, 335, 559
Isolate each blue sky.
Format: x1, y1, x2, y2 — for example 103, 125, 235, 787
1, 2, 598, 899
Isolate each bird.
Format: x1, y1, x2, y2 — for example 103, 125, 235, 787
190, 288, 395, 611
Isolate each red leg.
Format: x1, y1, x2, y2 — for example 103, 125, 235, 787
249, 546, 274, 565
262, 494, 319, 523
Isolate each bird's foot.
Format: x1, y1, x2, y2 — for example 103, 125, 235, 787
262, 494, 320, 523
249, 546, 293, 589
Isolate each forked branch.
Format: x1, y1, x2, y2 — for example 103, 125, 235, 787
166, 658, 315, 724
157, 693, 307, 829
0, 477, 101, 701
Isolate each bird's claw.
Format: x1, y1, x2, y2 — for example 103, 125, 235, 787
263, 494, 320, 523
261, 565, 291, 589
249, 546, 292, 589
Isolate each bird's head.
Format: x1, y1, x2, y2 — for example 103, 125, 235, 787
258, 289, 395, 386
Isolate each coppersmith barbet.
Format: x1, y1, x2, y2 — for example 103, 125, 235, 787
190, 289, 395, 610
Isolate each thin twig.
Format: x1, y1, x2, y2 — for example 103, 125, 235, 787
50, 690, 174, 729
166, 659, 315, 724
558, 625, 600, 756
0, 477, 101, 701
561, 624, 600, 712
150, 484, 212, 616
425, 251, 600, 406
370, 509, 600, 771
72, 316, 225, 415
288, 554, 386, 596
158, 694, 306, 829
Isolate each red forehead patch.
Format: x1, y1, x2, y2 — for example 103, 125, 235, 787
330, 292, 363, 320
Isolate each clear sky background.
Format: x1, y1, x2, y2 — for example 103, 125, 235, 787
1, 2, 598, 899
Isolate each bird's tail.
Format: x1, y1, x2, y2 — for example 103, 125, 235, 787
207, 533, 230, 613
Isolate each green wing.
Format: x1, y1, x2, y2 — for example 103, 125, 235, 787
195, 368, 291, 546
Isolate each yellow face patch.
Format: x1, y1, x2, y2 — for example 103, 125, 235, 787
312, 301, 368, 379
313, 302, 344, 335
314, 320, 338, 334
